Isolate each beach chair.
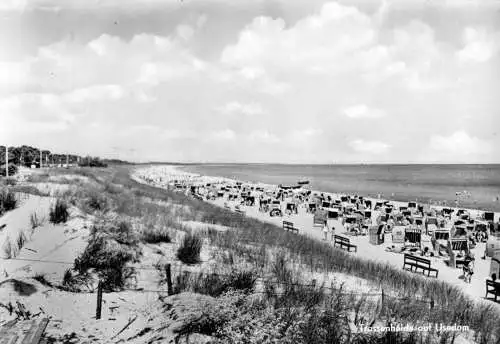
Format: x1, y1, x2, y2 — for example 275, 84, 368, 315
369, 224, 385, 245
485, 280, 500, 302
404, 227, 422, 248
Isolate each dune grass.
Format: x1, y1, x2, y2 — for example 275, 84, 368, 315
177, 232, 203, 265
0, 187, 17, 214
49, 198, 69, 224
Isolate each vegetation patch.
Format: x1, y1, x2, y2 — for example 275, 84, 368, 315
0, 187, 17, 214
177, 232, 203, 265
49, 198, 69, 224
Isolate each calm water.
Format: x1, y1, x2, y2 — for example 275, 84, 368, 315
180, 164, 500, 211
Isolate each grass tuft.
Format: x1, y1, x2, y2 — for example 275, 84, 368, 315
0, 188, 17, 214
177, 232, 203, 265
142, 226, 172, 244
49, 199, 69, 224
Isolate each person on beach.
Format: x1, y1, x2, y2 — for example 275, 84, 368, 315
463, 253, 475, 283
323, 221, 328, 241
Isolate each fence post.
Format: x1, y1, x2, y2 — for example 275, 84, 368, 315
166, 264, 173, 296
430, 298, 434, 310
381, 288, 385, 315
96, 281, 103, 320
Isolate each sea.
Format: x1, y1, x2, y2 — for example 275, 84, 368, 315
180, 164, 500, 212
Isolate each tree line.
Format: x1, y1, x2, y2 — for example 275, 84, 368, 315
0, 145, 109, 176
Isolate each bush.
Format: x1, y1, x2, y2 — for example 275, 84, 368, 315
84, 190, 109, 213
3, 178, 17, 186
0, 164, 18, 177
30, 212, 44, 229
74, 235, 138, 291
177, 232, 203, 264
174, 269, 258, 297
90, 217, 137, 246
0, 188, 17, 213
49, 199, 69, 224
142, 227, 172, 244
62, 268, 73, 286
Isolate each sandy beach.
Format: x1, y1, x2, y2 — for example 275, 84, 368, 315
133, 165, 500, 304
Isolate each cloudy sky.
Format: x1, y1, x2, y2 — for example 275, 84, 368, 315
1, 0, 499, 163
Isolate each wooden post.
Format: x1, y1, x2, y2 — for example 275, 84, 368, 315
96, 281, 103, 320
381, 288, 385, 315
5, 146, 8, 177
40, 149, 42, 168
166, 264, 173, 296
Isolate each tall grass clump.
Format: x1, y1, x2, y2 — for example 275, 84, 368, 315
30, 212, 44, 229
84, 189, 109, 213
177, 232, 203, 264
16, 231, 27, 251
142, 227, 172, 244
174, 269, 258, 297
3, 238, 13, 259
49, 199, 69, 224
74, 217, 140, 290
74, 235, 136, 290
0, 188, 17, 214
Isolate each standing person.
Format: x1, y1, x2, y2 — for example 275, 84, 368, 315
323, 220, 328, 241
463, 253, 475, 283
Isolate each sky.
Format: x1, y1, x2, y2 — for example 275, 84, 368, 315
0, 0, 499, 163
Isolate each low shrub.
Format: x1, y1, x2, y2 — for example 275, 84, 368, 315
84, 189, 109, 213
90, 217, 137, 246
30, 212, 44, 229
33, 273, 53, 287
49, 199, 69, 224
174, 269, 257, 297
177, 232, 203, 264
16, 231, 27, 251
142, 227, 172, 244
62, 269, 73, 286
0, 188, 17, 213
3, 238, 13, 259
73, 235, 138, 291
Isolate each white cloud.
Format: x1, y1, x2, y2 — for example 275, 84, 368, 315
290, 128, 322, 141
0, 0, 27, 11
349, 139, 391, 154
210, 129, 236, 141
429, 131, 491, 156
217, 101, 265, 116
457, 28, 498, 63
65, 85, 124, 103
343, 104, 386, 119
248, 130, 280, 143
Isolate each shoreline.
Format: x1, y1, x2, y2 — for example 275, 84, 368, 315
132, 164, 500, 303
171, 165, 500, 220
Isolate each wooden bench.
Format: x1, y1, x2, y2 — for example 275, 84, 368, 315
234, 206, 246, 215
313, 216, 326, 228
403, 254, 439, 277
283, 221, 299, 234
485, 280, 500, 302
334, 235, 357, 252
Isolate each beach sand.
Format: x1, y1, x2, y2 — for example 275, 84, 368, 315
133, 165, 500, 305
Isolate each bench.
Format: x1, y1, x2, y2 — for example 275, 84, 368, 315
313, 216, 326, 228
403, 254, 439, 277
334, 235, 357, 252
234, 206, 246, 215
283, 221, 299, 234
485, 280, 500, 302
